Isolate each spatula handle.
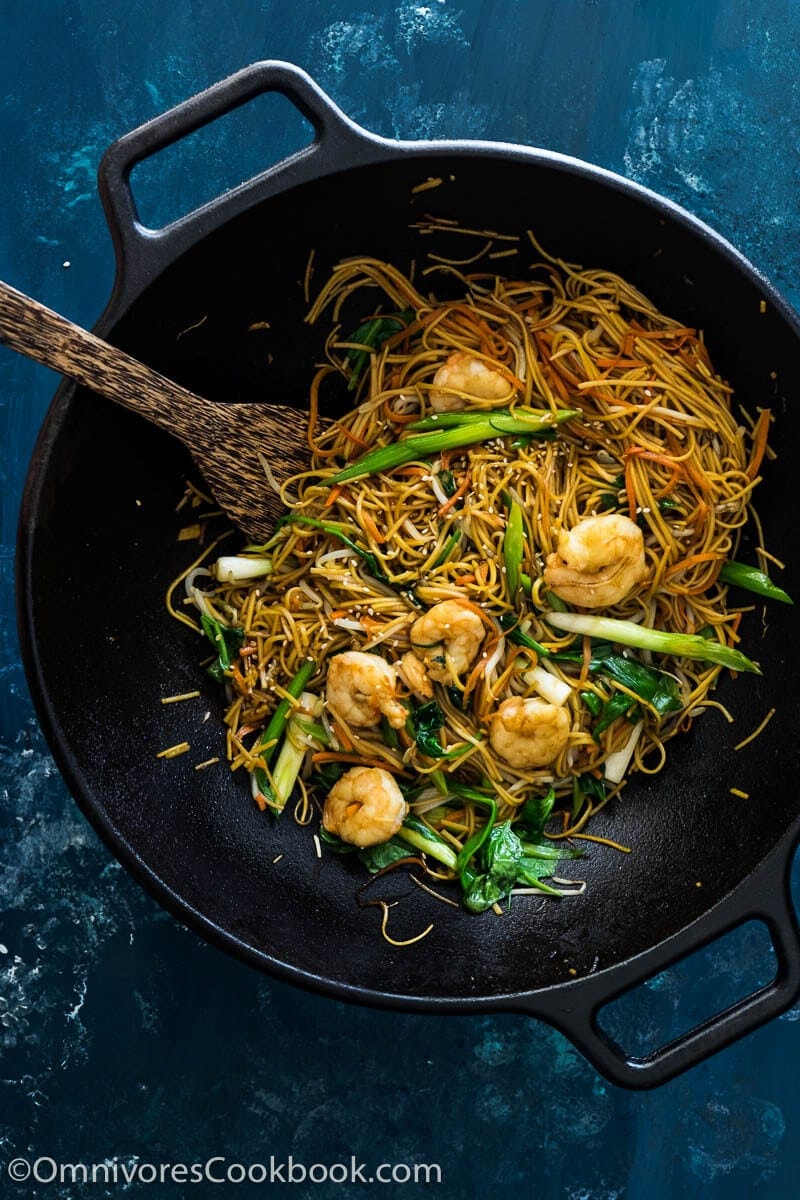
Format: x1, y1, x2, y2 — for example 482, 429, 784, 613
0, 277, 210, 439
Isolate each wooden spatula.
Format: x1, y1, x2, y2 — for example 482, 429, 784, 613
0, 278, 320, 542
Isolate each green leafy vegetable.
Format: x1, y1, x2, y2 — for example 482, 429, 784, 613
310, 760, 348, 792
358, 838, 419, 873
437, 469, 457, 498
409, 701, 461, 759
515, 788, 556, 840
594, 690, 636, 737
331, 408, 579, 483
200, 612, 245, 684
345, 309, 414, 390
580, 690, 602, 716
318, 826, 355, 854
595, 656, 681, 718
719, 560, 793, 604
461, 820, 566, 913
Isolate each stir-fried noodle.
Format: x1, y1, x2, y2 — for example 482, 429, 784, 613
179, 227, 780, 914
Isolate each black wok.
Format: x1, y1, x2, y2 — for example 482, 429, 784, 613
16, 61, 800, 1088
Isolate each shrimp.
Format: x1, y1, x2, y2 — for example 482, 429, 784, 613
543, 513, 647, 609
396, 650, 433, 699
410, 599, 485, 683
322, 766, 409, 847
489, 697, 571, 769
429, 351, 513, 412
326, 651, 407, 729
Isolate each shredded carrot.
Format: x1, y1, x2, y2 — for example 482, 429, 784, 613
360, 614, 386, 633
665, 552, 721, 577
464, 635, 500, 700
453, 573, 476, 585
624, 457, 637, 518
630, 321, 696, 340
231, 662, 249, 694
323, 484, 345, 509
360, 509, 386, 544
333, 422, 371, 450
331, 721, 353, 752
623, 445, 687, 471
746, 408, 771, 480
438, 472, 471, 516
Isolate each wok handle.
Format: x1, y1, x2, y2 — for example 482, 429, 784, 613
97, 60, 372, 291
527, 850, 800, 1089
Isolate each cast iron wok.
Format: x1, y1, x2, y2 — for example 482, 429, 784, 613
16, 61, 800, 1088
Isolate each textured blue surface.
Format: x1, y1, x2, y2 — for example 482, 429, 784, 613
3, 1, 800, 1196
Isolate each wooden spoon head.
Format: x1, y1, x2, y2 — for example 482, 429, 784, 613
190, 402, 317, 543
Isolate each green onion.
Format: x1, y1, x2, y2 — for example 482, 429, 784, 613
270, 693, 322, 811
545, 589, 569, 613
294, 718, 330, 745
719, 560, 793, 605
407, 406, 571, 432
431, 528, 462, 568
544, 611, 761, 674
500, 613, 549, 657
331, 409, 578, 483
502, 499, 525, 601
252, 660, 316, 797
430, 768, 449, 797
214, 556, 272, 582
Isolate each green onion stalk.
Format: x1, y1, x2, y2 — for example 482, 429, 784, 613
502, 499, 525, 602
252, 660, 316, 799
719, 560, 793, 604
331, 408, 578, 484
544, 611, 761, 674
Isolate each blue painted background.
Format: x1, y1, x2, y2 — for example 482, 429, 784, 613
2, 1, 800, 1196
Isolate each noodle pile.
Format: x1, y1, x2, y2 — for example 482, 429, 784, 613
179, 225, 778, 910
